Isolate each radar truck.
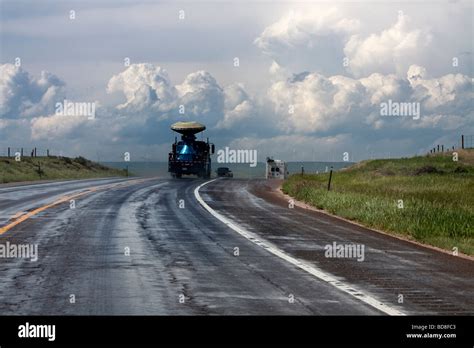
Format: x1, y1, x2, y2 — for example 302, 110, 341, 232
168, 121, 214, 178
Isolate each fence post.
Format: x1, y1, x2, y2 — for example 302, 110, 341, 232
461, 135, 464, 149
21, 148, 23, 157
8, 147, 10, 158
37, 162, 42, 179
327, 167, 333, 191
47, 149, 50, 157
442, 145, 444, 152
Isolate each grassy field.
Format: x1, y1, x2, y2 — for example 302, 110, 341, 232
282, 149, 474, 256
0, 156, 128, 184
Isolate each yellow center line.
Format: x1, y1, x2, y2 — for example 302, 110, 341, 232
0, 178, 153, 235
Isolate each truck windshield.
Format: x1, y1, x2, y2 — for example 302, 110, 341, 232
177, 144, 195, 161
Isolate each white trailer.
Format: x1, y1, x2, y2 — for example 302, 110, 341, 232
266, 158, 287, 179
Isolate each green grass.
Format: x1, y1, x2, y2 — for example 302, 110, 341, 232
282, 149, 474, 256
0, 156, 128, 184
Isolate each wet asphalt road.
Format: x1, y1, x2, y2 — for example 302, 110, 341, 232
0, 177, 472, 315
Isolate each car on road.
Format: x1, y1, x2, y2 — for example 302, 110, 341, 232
216, 167, 233, 178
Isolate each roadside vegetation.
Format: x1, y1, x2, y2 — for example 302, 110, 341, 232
282, 149, 474, 256
0, 156, 128, 184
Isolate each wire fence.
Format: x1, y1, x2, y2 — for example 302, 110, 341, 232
0, 147, 56, 158
428, 134, 473, 154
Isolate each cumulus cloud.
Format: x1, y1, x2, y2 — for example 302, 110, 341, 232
359, 73, 411, 105
106, 64, 253, 130
30, 114, 90, 141
175, 70, 224, 124
106, 63, 176, 112
254, 7, 359, 75
0, 63, 94, 143
267, 71, 378, 133
2, 59, 471, 162
216, 83, 253, 129
267, 65, 473, 134
256, 10, 434, 79
0, 64, 65, 119
0, 63, 256, 152
407, 65, 473, 112
344, 14, 432, 77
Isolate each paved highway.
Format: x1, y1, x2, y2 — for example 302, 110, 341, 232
0, 177, 472, 315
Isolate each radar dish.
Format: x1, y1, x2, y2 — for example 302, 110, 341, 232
171, 121, 206, 135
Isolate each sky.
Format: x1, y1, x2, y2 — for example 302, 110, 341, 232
0, 0, 473, 162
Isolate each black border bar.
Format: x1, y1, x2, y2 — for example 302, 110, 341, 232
0, 315, 472, 346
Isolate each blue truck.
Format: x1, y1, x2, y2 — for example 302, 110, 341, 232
168, 121, 214, 179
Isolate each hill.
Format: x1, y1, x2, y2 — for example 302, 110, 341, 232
0, 156, 128, 184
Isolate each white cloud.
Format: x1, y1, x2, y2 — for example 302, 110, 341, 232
0, 64, 65, 119
268, 72, 368, 133
359, 73, 410, 105
267, 65, 473, 134
344, 14, 432, 77
216, 83, 254, 129
2, 60, 472, 161
255, 7, 359, 75
407, 65, 473, 111
256, 10, 436, 79
175, 70, 224, 125
30, 114, 89, 141
106, 63, 176, 112
106, 64, 253, 130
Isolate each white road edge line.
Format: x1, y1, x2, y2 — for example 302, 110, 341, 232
194, 179, 406, 316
